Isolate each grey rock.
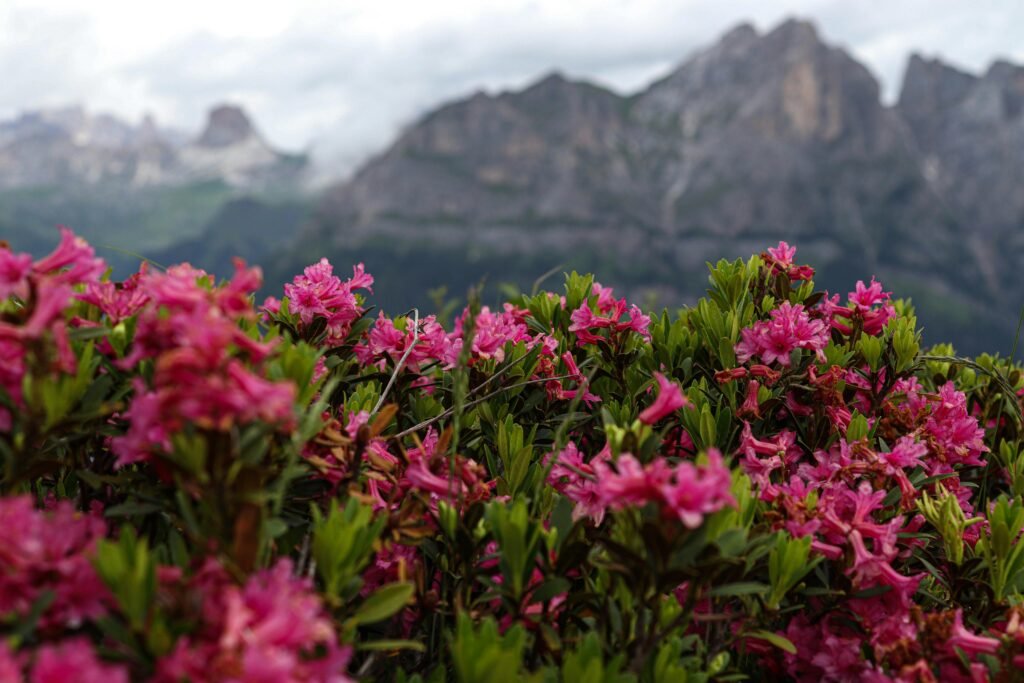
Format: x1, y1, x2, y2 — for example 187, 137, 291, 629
0, 103, 307, 191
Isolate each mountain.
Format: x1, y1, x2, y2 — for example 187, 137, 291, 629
0, 103, 306, 191
296, 18, 1017, 352
151, 196, 310, 276
896, 55, 1024, 296
5, 19, 1021, 354
1, 104, 310, 275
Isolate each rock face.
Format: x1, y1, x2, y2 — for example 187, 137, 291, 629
896, 55, 1024, 295
196, 105, 257, 148
306, 18, 1022, 349
0, 104, 306, 190
310, 19, 950, 267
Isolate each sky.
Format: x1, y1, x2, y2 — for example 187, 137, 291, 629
2, 0, 1022, 177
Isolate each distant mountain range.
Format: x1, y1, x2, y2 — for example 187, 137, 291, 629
0, 103, 306, 190
1, 104, 310, 271
294, 18, 1024, 353
3, 18, 1023, 354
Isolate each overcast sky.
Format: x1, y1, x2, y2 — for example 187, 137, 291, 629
2, 0, 1022, 176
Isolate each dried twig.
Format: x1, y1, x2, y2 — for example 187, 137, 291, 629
371, 308, 419, 416
392, 374, 577, 439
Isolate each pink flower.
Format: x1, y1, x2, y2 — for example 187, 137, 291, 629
923, 383, 988, 471
282, 259, 373, 346
595, 450, 734, 528
763, 242, 815, 281
595, 454, 672, 507
30, 639, 129, 683
738, 423, 801, 496
0, 247, 32, 299
357, 312, 453, 371
660, 449, 736, 528
546, 442, 608, 523
767, 241, 797, 267
32, 227, 105, 287
848, 279, 890, 310
735, 301, 829, 367
0, 643, 18, 683
156, 560, 353, 683
535, 351, 601, 406
362, 543, 420, 596
846, 530, 922, 605
0, 497, 110, 629
738, 379, 762, 418
77, 265, 150, 323
947, 610, 1001, 657
880, 437, 928, 469
453, 305, 532, 363
568, 283, 651, 347
783, 614, 871, 682
821, 278, 896, 337
638, 372, 691, 424
402, 428, 492, 507
111, 262, 296, 467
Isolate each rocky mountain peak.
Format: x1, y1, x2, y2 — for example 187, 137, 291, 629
717, 22, 758, 49
637, 18, 881, 147
985, 59, 1024, 84
764, 17, 821, 51
0, 103, 305, 190
196, 105, 259, 148
898, 54, 977, 120
523, 71, 570, 93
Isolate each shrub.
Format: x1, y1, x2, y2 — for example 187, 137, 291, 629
2, 232, 1024, 681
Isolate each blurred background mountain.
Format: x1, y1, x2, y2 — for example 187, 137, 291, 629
4, 17, 1023, 355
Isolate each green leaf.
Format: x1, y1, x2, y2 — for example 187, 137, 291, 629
357, 639, 427, 653
350, 582, 414, 626
746, 630, 797, 654
709, 582, 768, 597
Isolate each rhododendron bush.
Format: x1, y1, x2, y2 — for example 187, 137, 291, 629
4, 230, 1024, 682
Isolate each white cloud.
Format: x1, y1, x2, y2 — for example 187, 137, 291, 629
1, 0, 1021, 177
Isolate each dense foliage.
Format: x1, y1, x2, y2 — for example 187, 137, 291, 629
3, 231, 1024, 682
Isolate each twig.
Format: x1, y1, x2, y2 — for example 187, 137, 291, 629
392, 374, 577, 439
97, 244, 167, 271
531, 263, 565, 296
919, 354, 1022, 426
371, 308, 419, 416
296, 532, 311, 577
1011, 303, 1024, 363
467, 352, 533, 398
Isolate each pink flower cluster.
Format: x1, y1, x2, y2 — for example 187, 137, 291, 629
538, 350, 600, 407
0, 496, 109, 630
734, 368, 996, 678
0, 228, 106, 429
638, 372, 691, 424
77, 264, 150, 324
736, 301, 829, 367
356, 311, 451, 371
547, 441, 609, 523
569, 283, 651, 347
112, 261, 297, 466
782, 606, 1001, 682
821, 278, 897, 336
449, 304, 533, 363
596, 449, 735, 528
547, 443, 734, 528
266, 259, 373, 346
355, 303, 531, 372
0, 638, 129, 683
401, 428, 493, 508
762, 241, 815, 282
156, 560, 352, 683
